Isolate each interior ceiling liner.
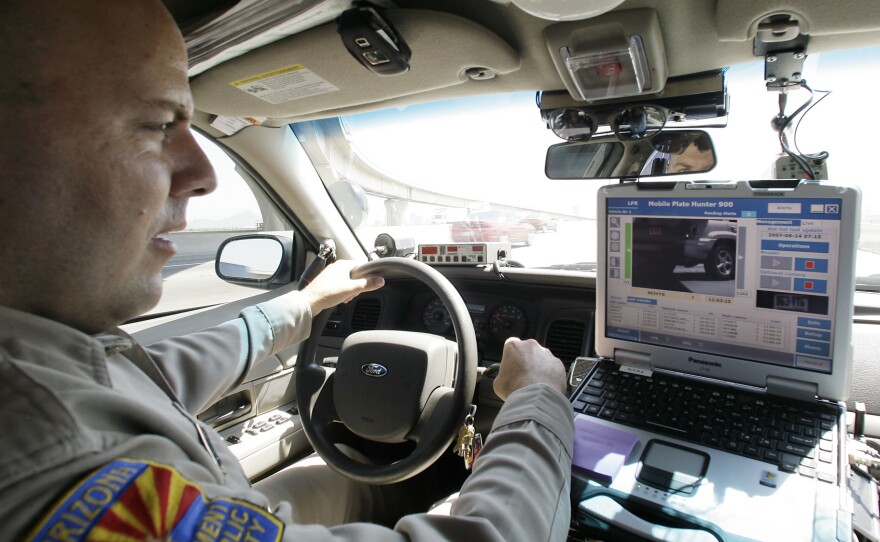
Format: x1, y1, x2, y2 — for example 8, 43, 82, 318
190, 9, 521, 122
715, 0, 880, 41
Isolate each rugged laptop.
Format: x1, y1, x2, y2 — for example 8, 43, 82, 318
571, 179, 861, 542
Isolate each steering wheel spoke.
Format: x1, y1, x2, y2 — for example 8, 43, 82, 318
308, 370, 340, 426
404, 386, 456, 445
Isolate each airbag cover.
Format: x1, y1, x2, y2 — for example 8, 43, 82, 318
333, 330, 455, 442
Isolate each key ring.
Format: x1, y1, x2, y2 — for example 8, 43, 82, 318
465, 404, 477, 426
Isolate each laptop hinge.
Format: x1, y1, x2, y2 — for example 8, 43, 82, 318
612, 349, 653, 377
766, 375, 817, 402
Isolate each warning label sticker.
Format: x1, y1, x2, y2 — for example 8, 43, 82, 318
230, 65, 339, 104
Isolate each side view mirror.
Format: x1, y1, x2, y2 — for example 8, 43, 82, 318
545, 129, 717, 180
216, 234, 293, 289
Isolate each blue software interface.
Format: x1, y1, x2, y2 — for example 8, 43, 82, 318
605, 196, 843, 373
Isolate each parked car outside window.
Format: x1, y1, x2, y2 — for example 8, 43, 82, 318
450, 210, 536, 246
524, 213, 558, 232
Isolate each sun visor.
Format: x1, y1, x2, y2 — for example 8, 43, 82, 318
190, 9, 521, 122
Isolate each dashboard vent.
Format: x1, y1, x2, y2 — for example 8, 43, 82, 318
545, 319, 586, 365
351, 298, 382, 331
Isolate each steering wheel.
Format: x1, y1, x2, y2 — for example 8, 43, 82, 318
296, 257, 478, 484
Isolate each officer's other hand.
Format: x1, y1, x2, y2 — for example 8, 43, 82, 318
301, 260, 384, 315
493, 337, 567, 400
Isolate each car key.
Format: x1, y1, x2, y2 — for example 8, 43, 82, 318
454, 405, 482, 470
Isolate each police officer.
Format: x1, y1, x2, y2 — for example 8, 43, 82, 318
0, 1, 573, 540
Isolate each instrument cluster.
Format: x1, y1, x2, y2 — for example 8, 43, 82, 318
421, 296, 529, 344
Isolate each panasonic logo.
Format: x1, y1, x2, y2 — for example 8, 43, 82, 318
361, 363, 388, 377
688, 357, 722, 368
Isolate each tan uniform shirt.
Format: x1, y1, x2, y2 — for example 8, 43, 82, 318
0, 292, 573, 542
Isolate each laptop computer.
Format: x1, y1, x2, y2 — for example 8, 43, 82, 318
570, 179, 861, 542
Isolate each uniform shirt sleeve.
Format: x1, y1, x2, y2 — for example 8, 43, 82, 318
393, 384, 574, 542
256, 384, 574, 542
144, 290, 313, 414
6, 366, 573, 542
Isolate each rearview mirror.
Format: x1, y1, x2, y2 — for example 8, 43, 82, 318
545, 129, 717, 179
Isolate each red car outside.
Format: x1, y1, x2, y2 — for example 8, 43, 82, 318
451, 211, 536, 246
524, 213, 558, 232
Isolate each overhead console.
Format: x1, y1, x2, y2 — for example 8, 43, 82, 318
543, 8, 667, 103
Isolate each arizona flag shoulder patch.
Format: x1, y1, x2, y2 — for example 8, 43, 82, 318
27, 458, 283, 542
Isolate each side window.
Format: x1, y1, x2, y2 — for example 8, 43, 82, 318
146, 132, 294, 316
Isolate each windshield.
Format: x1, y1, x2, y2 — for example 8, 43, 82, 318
291, 46, 880, 288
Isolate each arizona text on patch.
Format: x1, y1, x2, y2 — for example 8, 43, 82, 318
26, 458, 283, 542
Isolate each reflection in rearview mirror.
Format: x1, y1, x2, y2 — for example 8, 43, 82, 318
545, 130, 717, 179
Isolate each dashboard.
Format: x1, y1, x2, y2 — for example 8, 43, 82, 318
321, 267, 597, 367
316, 264, 880, 428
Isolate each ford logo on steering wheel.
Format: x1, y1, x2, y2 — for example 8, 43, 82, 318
361, 363, 388, 377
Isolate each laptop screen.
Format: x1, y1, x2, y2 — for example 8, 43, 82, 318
598, 181, 859, 391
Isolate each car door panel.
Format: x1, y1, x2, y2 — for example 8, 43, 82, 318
126, 285, 312, 480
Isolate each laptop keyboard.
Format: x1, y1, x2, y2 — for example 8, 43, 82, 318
572, 360, 840, 484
